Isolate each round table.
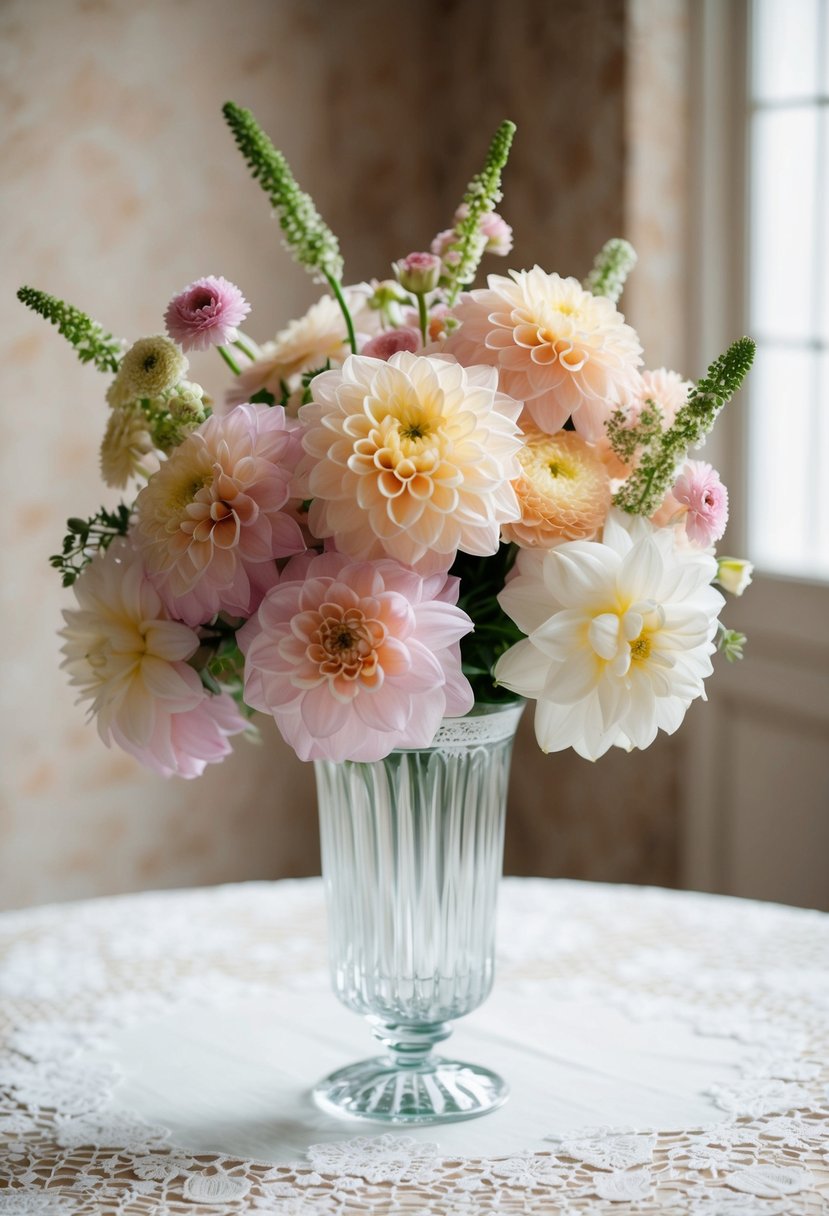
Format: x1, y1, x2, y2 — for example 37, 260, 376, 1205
0, 878, 827, 1214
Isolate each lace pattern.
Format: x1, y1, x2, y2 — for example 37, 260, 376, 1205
0, 878, 827, 1214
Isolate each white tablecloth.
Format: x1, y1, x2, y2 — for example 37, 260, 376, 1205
0, 878, 827, 1213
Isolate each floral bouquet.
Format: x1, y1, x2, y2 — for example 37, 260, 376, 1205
20, 105, 754, 777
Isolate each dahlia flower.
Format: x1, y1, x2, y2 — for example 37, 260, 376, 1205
240, 551, 474, 762
164, 275, 251, 353
59, 539, 246, 778
226, 295, 352, 408
445, 268, 642, 440
494, 512, 724, 760
298, 351, 523, 575
108, 336, 188, 408
653, 460, 729, 548
502, 428, 611, 548
99, 404, 155, 488
134, 403, 305, 626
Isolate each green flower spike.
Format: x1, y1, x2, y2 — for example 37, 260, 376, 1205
17, 287, 122, 373
584, 238, 638, 305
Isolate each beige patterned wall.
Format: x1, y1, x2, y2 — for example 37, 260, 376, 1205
1, 0, 690, 909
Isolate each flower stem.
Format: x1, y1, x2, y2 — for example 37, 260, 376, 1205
218, 345, 242, 376
233, 336, 258, 362
325, 273, 357, 354
416, 292, 429, 343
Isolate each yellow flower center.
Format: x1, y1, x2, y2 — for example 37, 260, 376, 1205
311, 606, 387, 682
630, 633, 652, 662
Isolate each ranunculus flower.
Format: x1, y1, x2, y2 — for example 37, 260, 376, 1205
59, 539, 246, 778
653, 460, 729, 548
393, 252, 442, 294
494, 512, 724, 761
360, 327, 421, 360
240, 551, 474, 762
134, 403, 306, 626
298, 351, 523, 575
164, 275, 251, 353
444, 268, 642, 441
502, 428, 611, 548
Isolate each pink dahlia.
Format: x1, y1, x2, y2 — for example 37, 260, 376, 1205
240, 551, 474, 762
298, 351, 523, 576
657, 460, 729, 548
444, 268, 642, 441
59, 539, 246, 778
164, 276, 251, 353
134, 403, 306, 626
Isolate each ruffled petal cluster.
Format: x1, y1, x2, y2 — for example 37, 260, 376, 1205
653, 460, 729, 548
59, 539, 246, 778
502, 428, 611, 548
445, 268, 642, 440
164, 275, 250, 353
100, 404, 156, 488
299, 351, 523, 575
134, 403, 305, 625
494, 512, 724, 760
240, 551, 474, 761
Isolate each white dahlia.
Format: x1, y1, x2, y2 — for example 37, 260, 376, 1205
100, 404, 155, 488
494, 512, 724, 760
298, 351, 523, 575
445, 268, 642, 440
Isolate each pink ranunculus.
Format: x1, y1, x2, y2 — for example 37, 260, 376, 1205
653, 460, 729, 548
393, 252, 442, 294
239, 551, 474, 762
134, 403, 306, 626
360, 327, 422, 360
165, 276, 251, 353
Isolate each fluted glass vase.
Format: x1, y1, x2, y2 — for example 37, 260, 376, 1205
312, 700, 524, 1125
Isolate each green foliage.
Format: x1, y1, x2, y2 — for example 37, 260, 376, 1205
222, 101, 344, 284
614, 337, 756, 516
583, 238, 637, 304
605, 400, 663, 465
50, 504, 132, 586
442, 120, 516, 305
17, 286, 122, 373
452, 544, 525, 703
718, 625, 747, 662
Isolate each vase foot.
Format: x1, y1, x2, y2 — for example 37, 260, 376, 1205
312, 1056, 509, 1124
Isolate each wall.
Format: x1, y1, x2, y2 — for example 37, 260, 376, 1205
1, 0, 690, 908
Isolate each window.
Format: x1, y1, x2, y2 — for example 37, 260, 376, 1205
747, 0, 829, 578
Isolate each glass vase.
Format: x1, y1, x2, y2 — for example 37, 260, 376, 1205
312, 700, 524, 1125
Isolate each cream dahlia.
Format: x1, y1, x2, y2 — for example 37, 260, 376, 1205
134, 404, 305, 626
502, 428, 611, 548
298, 351, 523, 574
239, 550, 474, 762
99, 404, 155, 488
226, 295, 352, 409
59, 539, 246, 778
494, 512, 724, 760
445, 268, 642, 440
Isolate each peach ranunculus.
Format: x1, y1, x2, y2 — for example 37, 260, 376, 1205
297, 351, 523, 576
239, 550, 474, 762
60, 539, 246, 778
134, 403, 305, 626
502, 428, 612, 548
444, 267, 642, 441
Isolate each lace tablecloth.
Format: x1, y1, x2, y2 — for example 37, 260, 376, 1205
0, 877, 827, 1214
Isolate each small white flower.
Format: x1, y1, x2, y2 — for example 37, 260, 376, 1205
494, 512, 724, 760
716, 556, 754, 596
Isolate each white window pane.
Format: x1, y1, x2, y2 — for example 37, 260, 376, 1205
821, 112, 829, 341
748, 345, 815, 574
753, 0, 820, 100
750, 108, 818, 341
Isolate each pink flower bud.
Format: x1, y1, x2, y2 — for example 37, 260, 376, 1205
393, 252, 442, 294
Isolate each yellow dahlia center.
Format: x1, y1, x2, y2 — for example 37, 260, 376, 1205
630, 632, 652, 662
170, 470, 213, 514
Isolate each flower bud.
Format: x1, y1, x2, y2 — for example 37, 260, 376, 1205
393, 252, 442, 295
715, 557, 754, 596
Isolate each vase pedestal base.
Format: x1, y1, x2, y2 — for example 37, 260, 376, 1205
313, 1056, 509, 1125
